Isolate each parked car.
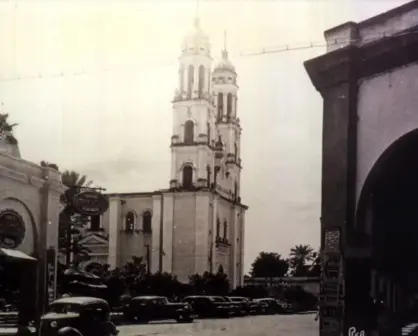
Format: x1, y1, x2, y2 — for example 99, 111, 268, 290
223, 297, 248, 316
123, 296, 193, 323
228, 297, 258, 315
40, 296, 118, 336
276, 300, 295, 314
183, 296, 231, 318
253, 298, 285, 314
250, 299, 269, 315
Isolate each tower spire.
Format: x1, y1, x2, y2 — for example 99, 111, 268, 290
222, 30, 228, 60
194, 0, 200, 27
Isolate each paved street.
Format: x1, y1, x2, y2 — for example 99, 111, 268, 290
118, 313, 318, 336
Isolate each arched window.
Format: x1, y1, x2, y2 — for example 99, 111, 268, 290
125, 212, 135, 232
234, 142, 238, 157
216, 217, 221, 237
187, 65, 194, 98
227, 93, 233, 117
143, 211, 152, 234
179, 65, 185, 93
223, 220, 228, 239
198, 65, 205, 96
182, 165, 193, 190
217, 93, 223, 121
184, 120, 194, 144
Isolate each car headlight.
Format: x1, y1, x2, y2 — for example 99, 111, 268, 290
50, 321, 58, 328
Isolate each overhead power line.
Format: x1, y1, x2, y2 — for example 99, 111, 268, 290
0, 29, 416, 84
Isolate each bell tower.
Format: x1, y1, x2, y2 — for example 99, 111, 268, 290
170, 18, 216, 190
212, 33, 241, 201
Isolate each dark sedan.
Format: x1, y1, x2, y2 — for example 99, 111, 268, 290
183, 296, 231, 318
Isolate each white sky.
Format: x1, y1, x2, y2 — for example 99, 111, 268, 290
0, 0, 410, 272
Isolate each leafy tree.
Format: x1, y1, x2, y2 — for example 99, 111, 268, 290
0, 113, 18, 145
188, 269, 230, 296
250, 252, 289, 278
288, 244, 315, 276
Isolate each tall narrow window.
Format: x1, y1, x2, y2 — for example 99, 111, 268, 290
143, 211, 152, 234
216, 217, 221, 237
198, 65, 205, 97
217, 93, 223, 121
125, 212, 135, 232
234, 181, 238, 200
207, 165, 211, 188
183, 166, 193, 190
180, 65, 185, 93
90, 215, 100, 231
234, 143, 238, 157
187, 65, 194, 98
223, 220, 228, 239
207, 122, 210, 144
184, 120, 194, 144
227, 93, 233, 118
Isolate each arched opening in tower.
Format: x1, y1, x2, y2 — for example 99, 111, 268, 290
182, 166, 193, 190
227, 93, 233, 118
198, 65, 205, 97
350, 129, 418, 331
217, 93, 223, 121
187, 65, 194, 98
184, 120, 194, 144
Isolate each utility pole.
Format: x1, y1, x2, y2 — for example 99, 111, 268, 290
209, 241, 213, 273
158, 195, 164, 273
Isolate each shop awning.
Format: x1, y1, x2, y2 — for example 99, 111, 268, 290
0, 248, 36, 261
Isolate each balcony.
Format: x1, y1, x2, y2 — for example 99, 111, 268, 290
172, 90, 214, 104
216, 236, 230, 247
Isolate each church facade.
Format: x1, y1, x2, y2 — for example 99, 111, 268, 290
96, 19, 247, 287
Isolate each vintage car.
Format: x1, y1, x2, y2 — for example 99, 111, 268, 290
228, 296, 259, 315
123, 296, 194, 323
253, 298, 287, 314
183, 296, 231, 318
40, 296, 118, 336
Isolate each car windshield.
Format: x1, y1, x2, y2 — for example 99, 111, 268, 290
48, 303, 81, 314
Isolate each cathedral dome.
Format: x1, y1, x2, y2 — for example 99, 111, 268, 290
181, 19, 210, 54
214, 50, 235, 73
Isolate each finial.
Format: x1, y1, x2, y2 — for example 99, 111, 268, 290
194, 17, 200, 28
221, 30, 228, 59
194, 0, 200, 26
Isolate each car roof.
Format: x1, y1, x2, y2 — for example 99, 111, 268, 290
132, 296, 164, 300
52, 297, 108, 306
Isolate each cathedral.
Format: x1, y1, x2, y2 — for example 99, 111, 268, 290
84, 18, 248, 288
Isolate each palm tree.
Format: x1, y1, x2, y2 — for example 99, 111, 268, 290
60, 170, 93, 266
61, 170, 92, 188
40, 161, 59, 171
289, 244, 314, 276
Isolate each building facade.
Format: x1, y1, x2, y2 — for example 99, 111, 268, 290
0, 128, 64, 314
91, 19, 247, 288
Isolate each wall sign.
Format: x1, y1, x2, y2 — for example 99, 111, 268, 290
72, 191, 109, 216
0, 209, 25, 249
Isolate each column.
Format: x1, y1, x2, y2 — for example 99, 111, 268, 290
162, 194, 174, 274
108, 198, 120, 269
151, 195, 162, 273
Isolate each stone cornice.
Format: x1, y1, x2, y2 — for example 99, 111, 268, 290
305, 26, 418, 94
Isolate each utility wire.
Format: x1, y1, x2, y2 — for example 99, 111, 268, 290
0, 28, 416, 84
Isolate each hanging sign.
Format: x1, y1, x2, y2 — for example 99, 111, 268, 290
72, 191, 109, 216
